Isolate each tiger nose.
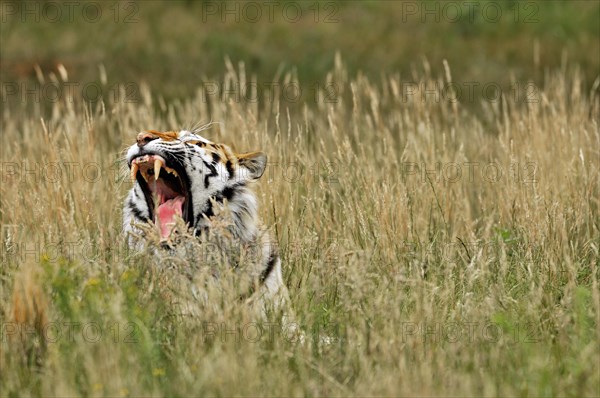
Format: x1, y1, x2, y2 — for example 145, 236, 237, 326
137, 132, 158, 147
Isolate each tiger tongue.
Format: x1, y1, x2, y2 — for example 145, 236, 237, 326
155, 196, 185, 239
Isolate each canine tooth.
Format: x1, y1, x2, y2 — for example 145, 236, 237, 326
154, 158, 163, 180
130, 163, 139, 182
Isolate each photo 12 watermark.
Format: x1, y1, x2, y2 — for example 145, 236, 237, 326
399, 161, 539, 184
400, 321, 541, 344
397, 81, 539, 104
1, 81, 140, 105
398, 1, 539, 24
1, 161, 119, 185
1, 1, 139, 24
1, 321, 140, 344
200, 1, 340, 23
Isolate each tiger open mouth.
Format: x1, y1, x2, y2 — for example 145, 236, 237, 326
129, 154, 191, 240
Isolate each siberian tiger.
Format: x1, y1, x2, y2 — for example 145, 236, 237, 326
122, 128, 287, 309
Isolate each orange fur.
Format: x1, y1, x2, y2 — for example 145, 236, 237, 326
145, 130, 179, 141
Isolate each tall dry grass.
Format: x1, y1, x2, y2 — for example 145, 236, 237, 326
1, 57, 598, 396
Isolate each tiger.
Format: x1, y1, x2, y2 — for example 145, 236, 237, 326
122, 128, 287, 310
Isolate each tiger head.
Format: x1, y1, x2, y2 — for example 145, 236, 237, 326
123, 129, 267, 245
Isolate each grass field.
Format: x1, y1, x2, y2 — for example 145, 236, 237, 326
1, 56, 599, 396
1, 1, 599, 397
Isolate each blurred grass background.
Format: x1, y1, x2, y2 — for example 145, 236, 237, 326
1, 0, 599, 103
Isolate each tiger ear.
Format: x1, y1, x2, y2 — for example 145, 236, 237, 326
237, 152, 267, 180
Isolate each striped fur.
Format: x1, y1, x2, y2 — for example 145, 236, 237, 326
123, 129, 286, 303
